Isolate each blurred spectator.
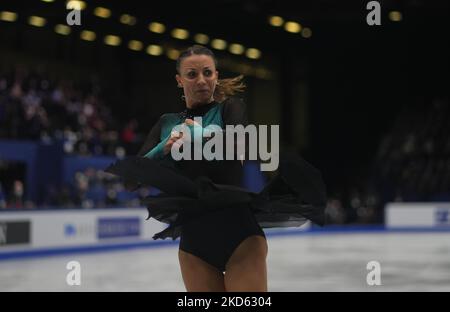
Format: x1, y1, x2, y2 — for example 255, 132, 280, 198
325, 197, 346, 224
8, 180, 24, 209
325, 96, 449, 225
0, 65, 143, 156
372, 96, 450, 204
38, 166, 148, 209
0, 182, 6, 209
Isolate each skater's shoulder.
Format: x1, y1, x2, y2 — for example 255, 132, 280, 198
221, 96, 245, 107
159, 112, 181, 122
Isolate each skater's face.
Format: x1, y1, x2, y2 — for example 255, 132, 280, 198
176, 54, 219, 108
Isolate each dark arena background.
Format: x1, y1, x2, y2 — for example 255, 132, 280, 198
0, 0, 449, 293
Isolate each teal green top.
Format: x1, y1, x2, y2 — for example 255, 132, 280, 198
144, 102, 223, 160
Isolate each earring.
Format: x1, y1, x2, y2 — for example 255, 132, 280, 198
181, 94, 186, 101
177, 84, 183, 88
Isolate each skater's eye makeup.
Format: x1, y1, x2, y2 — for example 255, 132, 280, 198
186, 71, 197, 79
184, 67, 214, 79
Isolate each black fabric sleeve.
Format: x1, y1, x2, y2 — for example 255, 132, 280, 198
221, 97, 248, 127
219, 97, 251, 161
137, 116, 163, 156
122, 116, 162, 191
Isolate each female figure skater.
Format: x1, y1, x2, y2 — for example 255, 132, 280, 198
106, 45, 326, 292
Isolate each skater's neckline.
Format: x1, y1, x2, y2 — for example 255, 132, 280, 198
181, 100, 218, 118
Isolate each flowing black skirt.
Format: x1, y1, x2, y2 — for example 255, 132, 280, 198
104, 153, 327, 240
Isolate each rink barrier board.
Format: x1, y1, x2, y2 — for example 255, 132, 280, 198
1, 204, 450, 260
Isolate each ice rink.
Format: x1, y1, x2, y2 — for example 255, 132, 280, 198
1, 231, 449, 292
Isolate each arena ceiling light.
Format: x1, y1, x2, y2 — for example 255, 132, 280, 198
55, 24, 71, 35
94, 7, 111, 19
166, 48, 181, 60
229, 43, 245, 55
268, 15, 284, 27
389, 11, 402, 22
238, 63, 252, 75
66, 1, 86, 11
171, 28, 189, 40
80, 30, 96, 41
146, 44, 163, 56
284, 21, 302, 33
254, 67, 271, 80
28, 16, 46, 27
41, 0, 55, 3
194, 33, 209, 45
120, 14, 136, 26
269, 14, 310, 39
245, 48, 261, 60
211, 39, 227, 50
0, 11, 17, 22
148, 22, 165, 34
301, 27, 312, 38
128, 40, 143, 51
104, 35, 121, 46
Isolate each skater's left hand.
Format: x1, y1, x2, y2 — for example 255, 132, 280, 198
184, 118, 200, 127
